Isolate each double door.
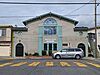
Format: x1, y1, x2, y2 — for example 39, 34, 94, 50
44, 43, 57, 56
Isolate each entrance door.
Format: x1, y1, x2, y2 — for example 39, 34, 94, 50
48, 43, 52, 56
78, 43, 86, 57
42, 43, 47, 56
16, 43, 24, 57
43, 43, 57, 56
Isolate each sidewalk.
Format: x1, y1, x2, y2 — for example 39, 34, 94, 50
0, 56, 13, 60
25, 56, 52, 59
0, 56, 52, 60
0, 56, 100, 61
83, 57, 100, 62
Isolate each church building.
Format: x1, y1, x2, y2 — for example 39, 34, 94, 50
12, 12, 88, 57
0, 12, 88, 57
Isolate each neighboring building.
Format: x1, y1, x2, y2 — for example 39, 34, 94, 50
11, 12, 88, 57
0, 25, 12, 56
0, 25, 27, 57
11, 27, 28, 57
88, 27, 100, 57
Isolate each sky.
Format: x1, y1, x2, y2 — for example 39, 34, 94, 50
0, 0, 100, 27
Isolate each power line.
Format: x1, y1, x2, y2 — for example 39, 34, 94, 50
66, 0, 93, 15
0, 14, 100, 18
0, 16, 33, 18
0, 2, 100, 5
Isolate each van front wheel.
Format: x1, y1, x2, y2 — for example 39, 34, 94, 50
55, 55, 61, 59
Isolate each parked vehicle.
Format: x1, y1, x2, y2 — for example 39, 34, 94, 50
52, 48, 84, 59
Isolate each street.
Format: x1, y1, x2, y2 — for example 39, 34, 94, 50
0, 58, 100, 75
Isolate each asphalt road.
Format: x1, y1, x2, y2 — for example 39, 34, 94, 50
0, 59, 100, 75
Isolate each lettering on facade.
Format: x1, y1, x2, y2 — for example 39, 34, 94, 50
45, 39, 56, 43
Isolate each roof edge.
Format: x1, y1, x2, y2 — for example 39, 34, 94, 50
23, 12, 78, 26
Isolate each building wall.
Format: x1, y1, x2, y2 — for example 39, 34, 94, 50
88, 29, 100, 57
13, 16, 88, 57
0, 26, 11, 56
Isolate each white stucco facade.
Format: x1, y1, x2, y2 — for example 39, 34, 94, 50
12, 13, 88, 57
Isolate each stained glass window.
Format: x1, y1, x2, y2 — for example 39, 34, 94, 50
44, 18, 57, 35
44, 26, 56, 35
44, 18, 57, 25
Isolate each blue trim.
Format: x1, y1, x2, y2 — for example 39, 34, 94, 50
58, 37, 62, 51
57, 26, 62, 51
38, 26, 43, 56
38, 20, 62, 55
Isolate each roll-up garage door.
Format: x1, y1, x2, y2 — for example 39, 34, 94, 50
0, 47, 10, 56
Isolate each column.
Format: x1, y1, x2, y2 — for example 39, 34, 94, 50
57, 26, 62, 51
38, 26, 43, 56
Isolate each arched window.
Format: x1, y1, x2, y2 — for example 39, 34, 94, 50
43, 18, 57, 25
44, 18, 57, 35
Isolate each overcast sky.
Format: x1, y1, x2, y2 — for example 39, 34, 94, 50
0, 0, 100, 27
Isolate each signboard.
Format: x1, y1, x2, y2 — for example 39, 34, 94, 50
45, 39, 56, 43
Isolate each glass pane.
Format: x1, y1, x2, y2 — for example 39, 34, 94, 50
62, 49, 67, 52
68, 49, 74, 52
53, 43, 57, 51
49, 43, 52, 50
44, 43, 47, 50
2, 29, 6, 36
44, 18, 57, 25
44, 26, 56, 35
75, 49, 81, 51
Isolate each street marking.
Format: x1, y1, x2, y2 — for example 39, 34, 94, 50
28, 62, 40, 67
74, 62, 87, 67
0, 63, 12, 67
10, 62, 27, 67
2, 61, 100, 68
87, 62, 100, 68
0, 58, 13, 60
46, 62, 53, 67
60, 62, 71, 67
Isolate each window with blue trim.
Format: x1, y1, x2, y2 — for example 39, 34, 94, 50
44, 18, 57, 25
44, 18, 57, 35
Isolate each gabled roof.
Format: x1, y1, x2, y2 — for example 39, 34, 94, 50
23, 12, 78, 26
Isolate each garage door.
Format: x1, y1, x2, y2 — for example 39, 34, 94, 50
0, 47, 10, 56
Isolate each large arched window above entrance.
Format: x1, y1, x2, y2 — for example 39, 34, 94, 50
43, 18, 57, 25
43, 18, 57, 35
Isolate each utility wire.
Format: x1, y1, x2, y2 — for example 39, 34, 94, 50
65, 0, 93, 16
0, 2, 100, 5
0, 14, 100, 18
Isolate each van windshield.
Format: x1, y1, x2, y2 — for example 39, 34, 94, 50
61, 49, 67, 52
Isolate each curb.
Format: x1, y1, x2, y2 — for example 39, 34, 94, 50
83, 57, 100, 62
